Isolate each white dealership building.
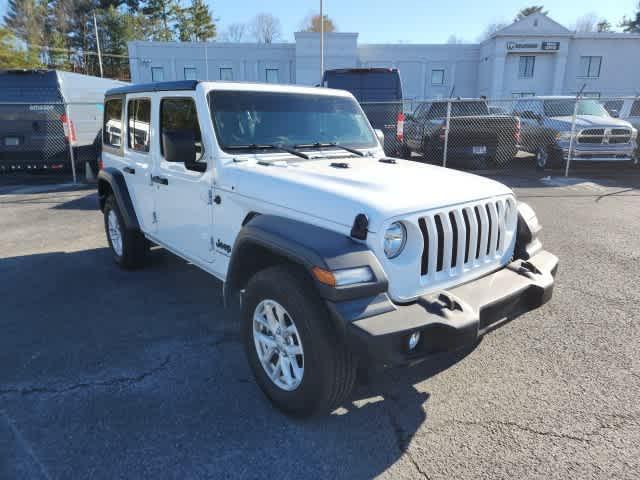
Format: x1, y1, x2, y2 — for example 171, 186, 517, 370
128, 13, 640, 99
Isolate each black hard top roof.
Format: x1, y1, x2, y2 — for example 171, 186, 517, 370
106, 80, 199, 96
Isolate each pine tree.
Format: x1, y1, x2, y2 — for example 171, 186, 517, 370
3, 0, 46, 56
0, 27, 40, 68
620, 2, 640, 33
176, 0, 216, 42
143, 0, 180, 41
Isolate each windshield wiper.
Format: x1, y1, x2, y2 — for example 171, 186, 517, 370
225, 143, 309, 160
294, 142, 365, 157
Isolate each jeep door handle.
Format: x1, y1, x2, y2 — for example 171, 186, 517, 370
151, 175, 168, 185
123, 166, 135, 175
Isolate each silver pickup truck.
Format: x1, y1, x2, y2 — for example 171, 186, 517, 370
512, 96, 637, 170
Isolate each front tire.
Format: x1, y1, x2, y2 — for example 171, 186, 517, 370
241, 265, 357, 417
103, 195, 148, 269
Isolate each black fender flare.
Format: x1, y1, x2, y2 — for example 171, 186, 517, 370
97, 167, 140, 231
223, 214, 388, 306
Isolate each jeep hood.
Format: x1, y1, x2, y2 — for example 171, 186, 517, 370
222, 156, 513, 233
548, 115, 633, 130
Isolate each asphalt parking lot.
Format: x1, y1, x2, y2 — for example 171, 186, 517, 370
1, 168, 639, 479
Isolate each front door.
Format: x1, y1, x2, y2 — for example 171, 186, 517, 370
151, 95, 214, 263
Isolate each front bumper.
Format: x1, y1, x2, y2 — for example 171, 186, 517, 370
553, 141, 634, 162
328, 250, 558, 366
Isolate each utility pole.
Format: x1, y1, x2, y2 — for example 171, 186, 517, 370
320, 0, 324, 85
93, 12, 104, 77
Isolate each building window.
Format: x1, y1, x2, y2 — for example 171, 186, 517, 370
431, 69, 445, 85
184, 67, 197, 80
518, 56, 535, 78
579, 56, 602, 78
219, 68, 233, 81
265, 69, 279, 84
512, 92, 536, 98
127, 99, 151, 153
151, 67, 164, 82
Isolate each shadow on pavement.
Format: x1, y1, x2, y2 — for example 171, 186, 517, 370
0, 246, 482, 479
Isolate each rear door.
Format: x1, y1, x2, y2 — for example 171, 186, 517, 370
152, 94, 214, 263
122, 95, 156, 232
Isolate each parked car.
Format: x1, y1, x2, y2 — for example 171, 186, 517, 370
322, 68, 404, 155
402, 99, 520, 168
0, 69, 125, 175
602, 97, 640, 161
512, 96, 638, 170
98, 80, 558, 417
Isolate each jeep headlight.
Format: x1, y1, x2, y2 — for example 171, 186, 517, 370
555, 131, 573, 141
384, 222, 407, 259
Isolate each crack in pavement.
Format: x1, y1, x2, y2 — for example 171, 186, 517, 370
0, 355, 171, 398
382, 392, 431, 480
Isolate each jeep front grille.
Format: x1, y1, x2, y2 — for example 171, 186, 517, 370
578, 128, 631, 145
417, 197, 517, 279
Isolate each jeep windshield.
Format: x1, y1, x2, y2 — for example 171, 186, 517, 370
208, 91, 378, 155
543, 99, 609, 117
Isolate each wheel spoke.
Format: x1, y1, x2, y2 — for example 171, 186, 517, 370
279, 356, 293, 386
255, 331, 277, 350
283, 343, 302, 356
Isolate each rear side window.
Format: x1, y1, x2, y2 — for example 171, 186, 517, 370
631, 100, 640, 117
160, 98, 203, 161
127, 99, 151, 153
103, 98, 123, 147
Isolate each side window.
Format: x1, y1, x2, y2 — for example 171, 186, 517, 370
127, 99, 151, 153
103, 98, 123, 148
160, 97, 203, 162
603, 100, 623, 116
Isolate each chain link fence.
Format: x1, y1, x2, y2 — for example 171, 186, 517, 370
0, 101, 104, 182
361, 96, 640, 176
2, 96, 639, 181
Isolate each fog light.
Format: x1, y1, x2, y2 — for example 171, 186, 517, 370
408, 332, 421, 351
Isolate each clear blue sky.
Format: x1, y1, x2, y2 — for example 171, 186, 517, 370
0, 0, 635, 43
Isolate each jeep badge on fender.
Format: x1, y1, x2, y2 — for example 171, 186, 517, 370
97, 80, 558, 417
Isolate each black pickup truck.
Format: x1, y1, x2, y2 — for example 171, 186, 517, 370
401, 99, 520, 168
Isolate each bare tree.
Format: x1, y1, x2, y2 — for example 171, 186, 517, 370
220, 22, 246, 42
574, 12, 599, 32
477, 22, 508, 41
597, 20, 612, 32
299, 13, 336, 32
249, 13, 282, 44
446, 34, 466, 44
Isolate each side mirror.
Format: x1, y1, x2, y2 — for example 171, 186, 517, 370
162, 129, 206, 172
609, 109, 619, 118
374, 129, 384, 145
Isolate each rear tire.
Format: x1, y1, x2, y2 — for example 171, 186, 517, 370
241, 265, 357, 417
103, 195, 148, 269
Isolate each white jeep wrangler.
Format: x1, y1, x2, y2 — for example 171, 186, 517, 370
97, 80, 558, 416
